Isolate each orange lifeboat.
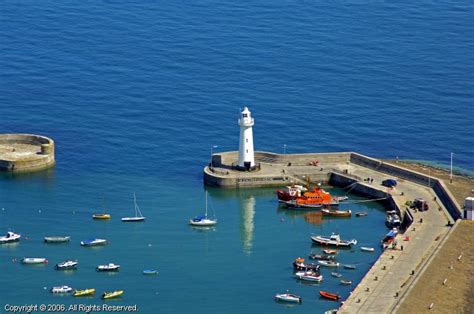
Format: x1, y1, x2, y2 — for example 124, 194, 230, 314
319, 290, 341, 301
285, 186, 339, 209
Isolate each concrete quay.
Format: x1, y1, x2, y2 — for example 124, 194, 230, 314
204, 150, 462, 313
0, 134, 55, 173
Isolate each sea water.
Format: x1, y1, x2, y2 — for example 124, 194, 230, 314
0, 1, 473, 313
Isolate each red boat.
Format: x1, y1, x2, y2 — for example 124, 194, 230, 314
319, 290, 341, 301
278, 185, 339, 209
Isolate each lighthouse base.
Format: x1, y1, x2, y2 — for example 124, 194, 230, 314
235, 162, 259, 172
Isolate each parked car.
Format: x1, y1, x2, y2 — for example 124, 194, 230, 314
413, 198, 429, 211
382, 179, 397, 187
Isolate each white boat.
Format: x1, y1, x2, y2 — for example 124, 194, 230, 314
274, 292, 302, 303
295, 271, 323, 282
122, 193, 145, 222
189, 192, 217, 227
96, 263, 120, 272
311, 233, 357, 247
22, 257, 48, 264
361, 247, 375, 252
44, 236, 70, 243
0, 231, 21, 244
80, 238, 107, 246
331, 272, 342, 278
51, 286, 73, 294
318, 260, 340, 267
55, 260, 78, 270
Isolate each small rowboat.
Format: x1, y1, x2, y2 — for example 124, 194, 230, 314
92, 213, 111, 220
274, 293, 302, 303
331, 272, 342, 278
318, 260, 340, 267
319, 290, 341, 301
321, 208, 352, 217
44, 236, 70, 243
102, 290, 124, 300
355, 211, 368, 217
143, 269, 158, 275
21, 257, 48, 264
73, 289, 95, 297
323, 249, 337, 255
343, 264, 356, 269
361, 247, 375, 252
51, 286, 73, 293
340, 279, 353, 285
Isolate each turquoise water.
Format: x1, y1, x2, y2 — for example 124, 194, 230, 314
0, 0, 473, 313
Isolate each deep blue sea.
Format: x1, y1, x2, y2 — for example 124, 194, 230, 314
0, 0, 473, 313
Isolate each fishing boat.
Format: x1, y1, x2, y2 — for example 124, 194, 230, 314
73, 289, 95, 297
340, 279, 352, 285
323, 249, 337, 254
55, 260, 78, 270
143, 269, 158, 275
80, 238, 107, 246
276, 185, 308, 202
331, 272, 342, 278
343, 264, 356, 269
294, 270, 323, 282
293, 258, 319, 272
279, 184, 339, 209
361, 247, 375, 252
44, 236, 70, 243
21, 257, 48, 264
319, 290, 341, 301
0, 231, 21, 244
321, 208, 352, 217
274, 292, 302, 303
96, 263, 120, 272
92, 213, 111, 220
355, 211, 368, 217
309, 253, 336, 261
318, 260, 340, 267
102, 290, 124, 300
311, 233, 357, 247
189, 192, 217, 227
50, 286, 73, 294
386, 210, 401, 228
122, 193, 145, 222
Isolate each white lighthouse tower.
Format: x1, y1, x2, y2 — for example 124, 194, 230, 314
238, 107, 255, 170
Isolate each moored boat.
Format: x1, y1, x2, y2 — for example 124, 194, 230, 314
311, 233, 357, 247
102, 290, 124, 300
274, 292, 302, 303
92, 213, 111, 220
321, 208, 352, 217
340, 279, 352, 285
44, 236, 70, 243
309, 253, 336, 261
318, 260, 340, 267
122, 193, 146, 222
0, 231, 21, 244
73, 288, 95, 297
50, 286, 73, 294
319, 290, 341, 301
279, 185, 339, 209
55, 260, 78, 270
361, 247, 375, 252
386, 210, 401, 228
355, 211, 368, 217
80, 238, 107, 247
331, 272, 342, 278
143, 269, 158, 275
293, 258, 319, 272
189, 192, 217, 226
96, 263, 120, 272
343, 264, 356, 269
294, 270, 323, 282
323, 249, 337, 254
21, 257, 48, 264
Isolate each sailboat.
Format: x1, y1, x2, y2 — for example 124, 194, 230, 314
121, 193, 146, 222
189, 192, 217, 227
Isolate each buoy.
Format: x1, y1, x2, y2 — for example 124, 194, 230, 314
280, 218, 285, 222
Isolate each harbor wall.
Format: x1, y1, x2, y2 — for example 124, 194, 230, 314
0, 134, 55, 173
349, 152, 461, 221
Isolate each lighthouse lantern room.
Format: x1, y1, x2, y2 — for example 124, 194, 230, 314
238, 107, 255, 170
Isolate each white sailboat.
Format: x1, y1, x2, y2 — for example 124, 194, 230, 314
189, 192, 217, 227
121, 193, 145, 222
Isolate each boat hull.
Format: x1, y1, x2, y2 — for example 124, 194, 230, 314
311, 236, 356, 247
44, 236, 70, 243
22, 258, 47, 264
121, 217, 145, 222
73, 289, 95, 297
102, 290, 124, 300
319, 291, 340, 301
80, 239, 107, 246
189, 219, 217, 226
274, 294, 302, 303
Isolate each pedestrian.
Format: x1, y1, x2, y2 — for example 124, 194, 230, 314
401, 245, 404, 251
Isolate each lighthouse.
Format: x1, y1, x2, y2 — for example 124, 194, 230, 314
238, 107, 255, 170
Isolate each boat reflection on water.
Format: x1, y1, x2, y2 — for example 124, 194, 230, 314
240, 196, 255, 255
277, 204, 323, 226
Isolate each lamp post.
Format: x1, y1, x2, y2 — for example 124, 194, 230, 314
450, 153, 454, 184
210, 145, 218, 168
